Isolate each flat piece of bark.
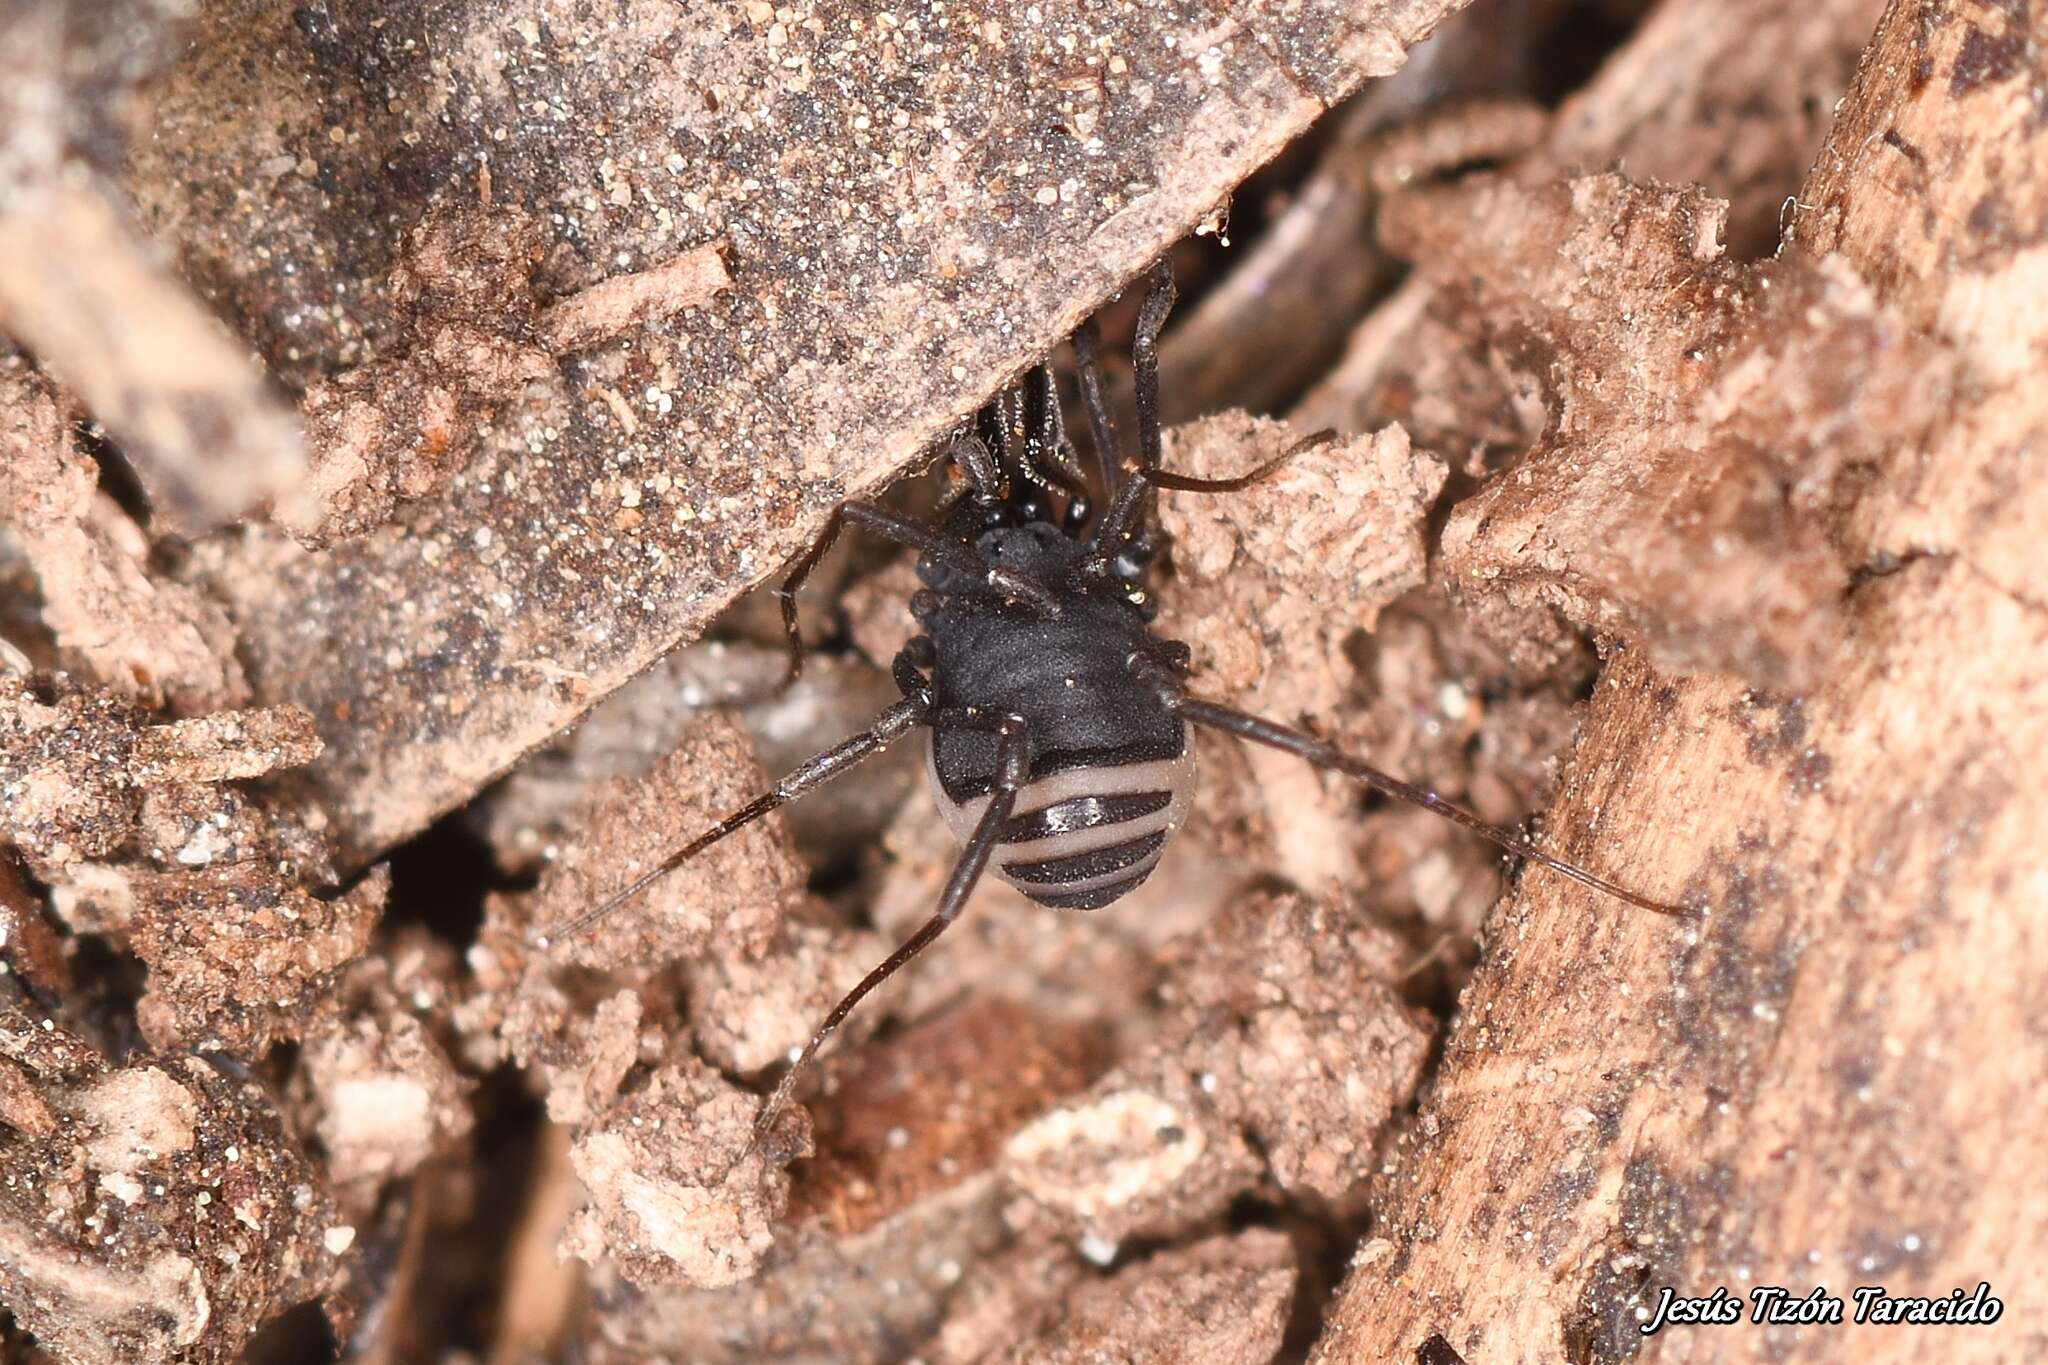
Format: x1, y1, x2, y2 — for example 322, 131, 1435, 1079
126, 0, 1466, 866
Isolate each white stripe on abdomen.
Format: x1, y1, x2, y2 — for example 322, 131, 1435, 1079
925, 727, 1196, 908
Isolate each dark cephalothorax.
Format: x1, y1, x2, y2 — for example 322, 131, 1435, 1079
539, 263, 1686, 1152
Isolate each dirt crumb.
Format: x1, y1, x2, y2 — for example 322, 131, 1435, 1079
683, 918, 891, 1076
995, 1227, 1299, 1364
129, 864, 387, 1054
541, 242, 732, 352
300, 1009, 474, 1209
0, 847, 72, 998
525, 712, 801, 973
562, 1060, 791, 1290
73, 1065, 199, 1170
1159, 417, 1444, 626
0, 997, 103, 1081
0, 677, 324, 880
130, 706, 321, 785
1003, 890, 1430, 1245
1003, 1081, 1260, 1245
1166, 893, 1430, 1203
789, 995, 1112, 1239
0, 1055, 56, 1138
921, 1241, 1088, 1364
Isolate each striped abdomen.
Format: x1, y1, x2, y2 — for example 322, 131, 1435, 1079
926, 727, 1197, 910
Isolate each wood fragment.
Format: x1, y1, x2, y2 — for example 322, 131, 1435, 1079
0, 183, 306, 532
540, 243, 733, 352
0, 3, 307, 533
1312, 2, 2048, 1358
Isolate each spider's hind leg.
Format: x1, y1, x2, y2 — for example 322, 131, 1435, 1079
749, 708, 1032, 1153
533, 695, 929, 949
1176, 696, 1688, 918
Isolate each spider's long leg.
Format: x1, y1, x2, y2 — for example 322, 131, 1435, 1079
1084, 261, 1189, 558
533, 697, 927, 949
1177, 697, 1687, 917
1145, 427, 1337, 494
1072, 318, 1121, 502
749, 710, 1031, 1152
777, 497, 1061, 686
1130, 258, 1176, 476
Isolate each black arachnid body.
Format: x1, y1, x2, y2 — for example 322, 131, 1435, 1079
918, 509, 1196, 913
541, 261, 1682, 1148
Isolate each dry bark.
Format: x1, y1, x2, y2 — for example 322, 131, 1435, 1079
1313, 2, 2048, 1361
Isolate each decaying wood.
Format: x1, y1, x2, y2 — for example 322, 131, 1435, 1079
1299, 0, 1891, 691
1314, 2, 2048, 1361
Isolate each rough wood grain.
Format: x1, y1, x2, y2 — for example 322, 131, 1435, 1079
1313, 1, 2048, 1360
132, 0, 1468, 866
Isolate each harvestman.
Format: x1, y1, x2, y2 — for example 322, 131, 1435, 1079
538, 262, 1684, 1150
